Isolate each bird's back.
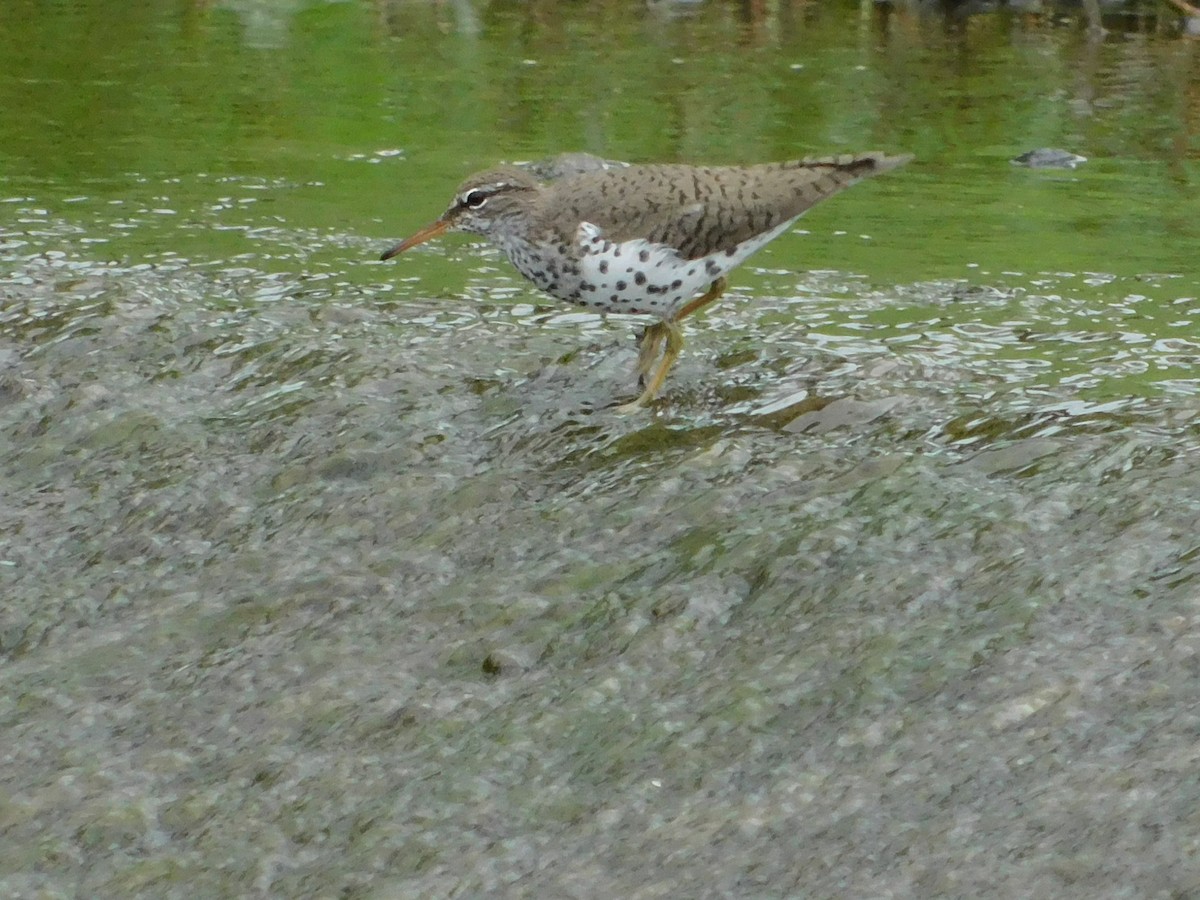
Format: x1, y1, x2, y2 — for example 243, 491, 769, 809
537, 153, 910, 260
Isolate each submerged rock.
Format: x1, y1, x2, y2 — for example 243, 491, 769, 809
515, 152, 631, 182
1010, 148, 1088, 169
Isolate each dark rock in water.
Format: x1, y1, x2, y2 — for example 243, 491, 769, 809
1011, 148, 1088, 169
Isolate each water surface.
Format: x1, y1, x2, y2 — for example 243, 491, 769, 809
3, 1, 1200, 896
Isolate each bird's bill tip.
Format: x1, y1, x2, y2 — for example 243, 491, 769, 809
380, 219, 449, 260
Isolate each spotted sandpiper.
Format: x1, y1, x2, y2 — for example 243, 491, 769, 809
381, 152, 911, 409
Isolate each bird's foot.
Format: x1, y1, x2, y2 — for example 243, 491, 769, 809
614, 397, 653, 415
616, 320, 684, 413
634, 322, 670, 387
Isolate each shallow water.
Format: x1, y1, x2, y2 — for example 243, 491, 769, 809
3, 1, 1200, 897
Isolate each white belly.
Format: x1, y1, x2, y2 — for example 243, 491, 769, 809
500, 217, 799, 319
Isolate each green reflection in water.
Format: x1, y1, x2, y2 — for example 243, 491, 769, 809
4, 4, 1200, 896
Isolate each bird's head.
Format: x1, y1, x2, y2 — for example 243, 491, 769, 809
380, 167, 540, 259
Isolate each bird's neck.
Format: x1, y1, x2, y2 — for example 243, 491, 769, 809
486, 214, 546, 261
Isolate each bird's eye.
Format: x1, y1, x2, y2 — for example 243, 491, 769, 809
462, 190, 488, 210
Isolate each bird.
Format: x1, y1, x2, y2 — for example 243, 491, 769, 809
380, 151, 911, 410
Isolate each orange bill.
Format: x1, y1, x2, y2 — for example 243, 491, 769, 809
380, 219, 450, 260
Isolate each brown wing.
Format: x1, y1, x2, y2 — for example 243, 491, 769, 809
538, 153, 910, 260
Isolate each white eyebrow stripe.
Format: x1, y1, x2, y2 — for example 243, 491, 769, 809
458, 182, 509, 205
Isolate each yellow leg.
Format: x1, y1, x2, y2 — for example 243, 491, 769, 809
616, 320, 684, 412
635, 322, 669, 381
617, 277, 729, 411
675, 276, 727, 322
